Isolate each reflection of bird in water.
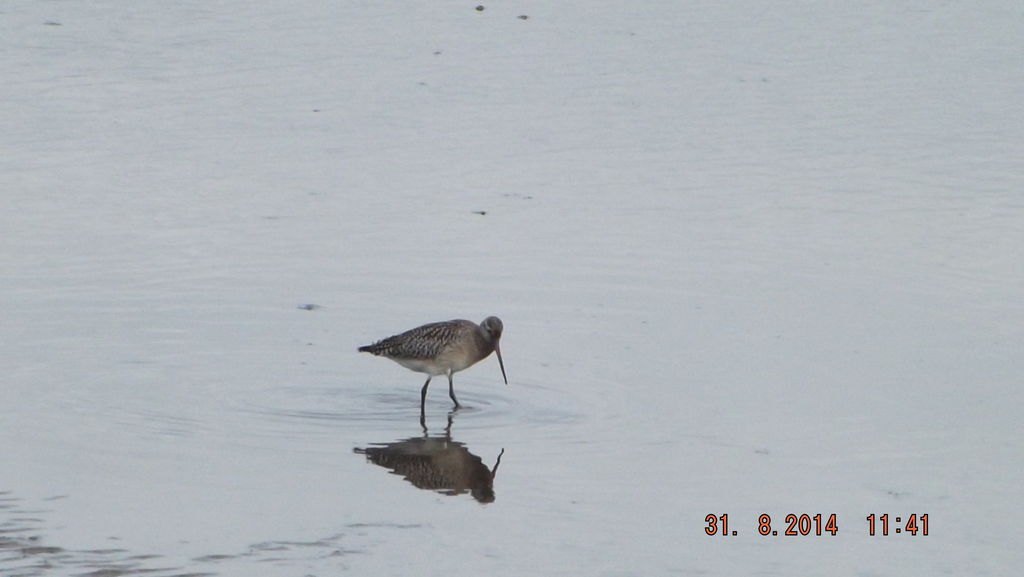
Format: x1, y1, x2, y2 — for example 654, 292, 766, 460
358, 317, 508, 413
354, 416, 504, 503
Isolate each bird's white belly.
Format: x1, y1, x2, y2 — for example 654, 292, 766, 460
393, 357, 448, 376
392, 349, 481, 376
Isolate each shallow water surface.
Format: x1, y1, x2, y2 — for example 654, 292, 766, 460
3, 1, 1022, 575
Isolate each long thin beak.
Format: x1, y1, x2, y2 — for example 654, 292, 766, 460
494, 342, 508, 385
491, 448, 505, 480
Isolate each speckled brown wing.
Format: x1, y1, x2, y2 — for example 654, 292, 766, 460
358, 320, 472, 360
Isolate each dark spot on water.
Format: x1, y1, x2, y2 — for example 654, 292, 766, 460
20, 545, 64, 555
80, 570, 134, 577
297, 304, 321, 311
475, 5, 485, 11
472, 210, 487, 215
518, 14, 529, 20
44, 21, 62, 26
193, 554, 235, 562
346, 522, 423, 529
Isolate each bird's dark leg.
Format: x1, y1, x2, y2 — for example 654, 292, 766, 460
420, 376, 431, 415
444, 411, 454, 438
447, 371, 460, 409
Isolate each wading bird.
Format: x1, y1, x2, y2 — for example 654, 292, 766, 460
358, 316, 507, 413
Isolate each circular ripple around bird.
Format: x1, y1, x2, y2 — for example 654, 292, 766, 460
227, 376, 585, 451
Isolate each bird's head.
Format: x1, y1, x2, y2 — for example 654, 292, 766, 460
480, 316, 507, 385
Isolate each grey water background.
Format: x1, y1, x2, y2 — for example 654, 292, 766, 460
3, 1, 1022, 575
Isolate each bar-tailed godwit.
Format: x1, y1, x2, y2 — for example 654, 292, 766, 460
358, 316, 507, 411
